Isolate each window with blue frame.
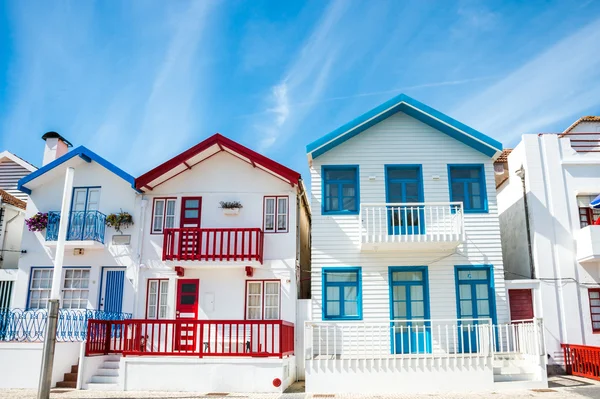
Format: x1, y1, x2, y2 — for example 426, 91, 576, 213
322, 268, 362, 320
322, 166, 359, 215
448, 165, 487, 213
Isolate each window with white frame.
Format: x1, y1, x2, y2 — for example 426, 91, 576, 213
146, 279, 169, 319
28, 268, 54, 309
245, 280, 281, 320
152, 198, 177, 234
264, 196, 288, 233
62, 269, 90, 309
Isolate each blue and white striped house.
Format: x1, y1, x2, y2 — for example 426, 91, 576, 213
303, 94, 547, 393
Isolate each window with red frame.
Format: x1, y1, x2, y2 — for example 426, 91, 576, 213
578, 195, 600, 228
264, 196, 288, 233
245, 280, 281, 320
146, 279, 169, 319
152, 198, 177, 234
589, 289, 600, 332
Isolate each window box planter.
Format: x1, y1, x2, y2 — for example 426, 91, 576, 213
223, 208, 240, 216
220, 201, 242, 216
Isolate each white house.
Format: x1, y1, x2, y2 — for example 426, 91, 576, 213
77, 133, 310, 393
497, 115, 600, 375
0, 150, 37, 308
304, 94, 547, 394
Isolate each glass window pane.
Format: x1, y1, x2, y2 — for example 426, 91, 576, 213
265, 198, 275, 214
326, 197, 339, 211
265, 282, 279, 294
477, 300, 490, 316
459, 284, 471, 300
393, 302, 407, 318
184, 210, 199, 218
410, 285, 423, 301
342, 197, 356, 211
325, 183, 339, 197
326, 272, 357, 282
460, 300, 473, 316
344, 301, 358, 316
166, 200, 176, 216
154, 200, 164, 216
327, 287, 339, 300
325, 169, 355, 181
451, 167, 480, 179
388, 168, 418, 180
344, 286, 357, 301
265, 215, 275, 230
277, 198, 287, 213
248, 282, 262, 295
392, 286, 406, 301
185, 200, 199, 208
277, 215, 287, 230
326, 301, 340, 316
475, 284, 489, 299
411, 301, 424, 318
590, 291, 600, 299
392, 271, 422, 282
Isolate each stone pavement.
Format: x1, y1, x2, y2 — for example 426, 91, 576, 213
1, 376, 600, 399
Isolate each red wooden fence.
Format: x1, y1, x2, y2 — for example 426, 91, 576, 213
562, 344, 600, 380
86, 319, 293, 358
163, 228, 264, 263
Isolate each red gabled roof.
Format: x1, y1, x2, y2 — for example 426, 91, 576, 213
135, 133, 301, 191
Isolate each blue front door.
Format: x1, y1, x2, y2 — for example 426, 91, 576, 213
385, 166, 424, 235
456, 267, 494, 353
389, 267, 431, 354
100, 269, 125, 313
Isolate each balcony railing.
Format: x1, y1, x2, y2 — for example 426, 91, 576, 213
305, 318, 543, 362
0, 308, 132, 342
86, 319, 294, 358
360, 202, 465, 249
163, 228, 264, 263
562, 344, 600, 381
46, 210, 107, 244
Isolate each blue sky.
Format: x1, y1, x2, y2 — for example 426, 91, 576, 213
1, 0, 600, 185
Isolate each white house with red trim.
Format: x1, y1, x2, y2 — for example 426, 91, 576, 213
496, 116, 600, 375
304, 94, 547, 394
83, 133, 310, 393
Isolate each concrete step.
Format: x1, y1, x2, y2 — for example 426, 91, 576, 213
86, 383, 120, 391
494, 373, 537, 383
56, 381, 77, 389
70, 365, 79, 374
63, 372, 78, 382
90, 375, 119, 384
95, 368, 119, 377
102, 360, 120, 369
493, 359, 530, 368
106, 355, 121, 362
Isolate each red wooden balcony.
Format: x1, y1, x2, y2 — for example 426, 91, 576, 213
562, 344, 600, 381
85, 319, 294, 358
163, 228, 264, 263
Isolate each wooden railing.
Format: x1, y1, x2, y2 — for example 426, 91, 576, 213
86, 319, 294, 358
562, 344, 600, 380
163, 228, 264, 263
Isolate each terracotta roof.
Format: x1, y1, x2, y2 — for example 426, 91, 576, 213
560, 116, 600, 136
0, 189, 26, 210
495, 149, 512, 163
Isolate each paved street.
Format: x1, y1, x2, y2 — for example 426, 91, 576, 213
1, 377, 600, 399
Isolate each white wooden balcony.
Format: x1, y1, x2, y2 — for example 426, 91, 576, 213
576, 225, 600, 264
360, 202, 465, 251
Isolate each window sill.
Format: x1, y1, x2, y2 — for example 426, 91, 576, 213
322, 317, 363, 321
322, 211, 360, 216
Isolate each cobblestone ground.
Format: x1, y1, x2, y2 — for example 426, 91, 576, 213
2, 377, 600, 399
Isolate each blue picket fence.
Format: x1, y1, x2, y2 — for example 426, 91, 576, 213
0, 308, 132, 342
46, 210, 107, 244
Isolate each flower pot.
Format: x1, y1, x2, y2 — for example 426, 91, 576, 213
222, 208, 240, 216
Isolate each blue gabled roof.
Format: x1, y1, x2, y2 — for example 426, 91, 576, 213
306, 93, 503, 159
17, 146, 137, 194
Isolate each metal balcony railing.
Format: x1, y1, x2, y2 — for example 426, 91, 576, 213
46, 210, 107, 244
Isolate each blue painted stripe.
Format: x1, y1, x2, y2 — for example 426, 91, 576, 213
17, 146, 138, 194
306, 93, 502, 159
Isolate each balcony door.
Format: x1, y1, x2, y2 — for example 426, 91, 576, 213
175, 279, 199, 351
389, 267, 431, 354
70, 187, 101, 240
385, 166, 424, 235
455, 266, 495, 353
180, 197, 202, 258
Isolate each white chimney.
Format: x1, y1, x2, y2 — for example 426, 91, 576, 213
42, 132, 72, 166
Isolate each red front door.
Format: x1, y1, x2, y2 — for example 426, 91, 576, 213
509, 289, 534, 322
175, 279, 199, 351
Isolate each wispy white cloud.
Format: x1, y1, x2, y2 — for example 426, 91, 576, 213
255, 0, 349, 151
453, 17, 600, 143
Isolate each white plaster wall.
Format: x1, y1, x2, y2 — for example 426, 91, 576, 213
305, 358, 494, 394
310, 112, 509, 324
122, 357, 295, 392
13, 159, 138, 312
501, 133, 600, 367
0, 207, 25, 269
0, 342, 81, 388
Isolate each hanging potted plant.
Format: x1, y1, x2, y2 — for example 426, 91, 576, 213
25, 212, 48, 232
105, 210, 134, 233
220, 201, 243, 216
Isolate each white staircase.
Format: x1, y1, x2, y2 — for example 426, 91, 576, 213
493, 353, 546, 389
87, 355, 121, 391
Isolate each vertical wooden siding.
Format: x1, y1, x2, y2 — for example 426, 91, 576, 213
310, 112, 508, 323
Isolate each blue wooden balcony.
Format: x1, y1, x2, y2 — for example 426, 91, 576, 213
46, 210, 107, 244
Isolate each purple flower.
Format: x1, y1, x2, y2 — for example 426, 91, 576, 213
25, 212, 48, 232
